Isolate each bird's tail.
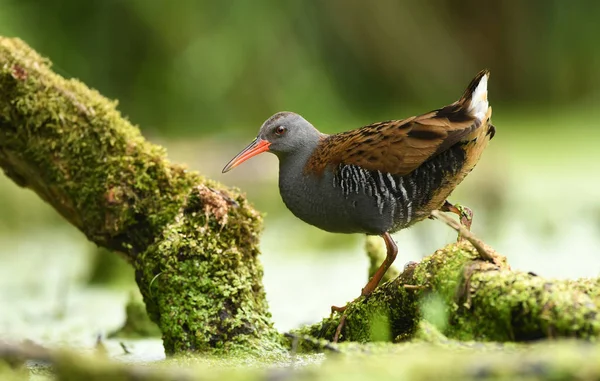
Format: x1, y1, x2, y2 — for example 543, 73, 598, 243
458, 69, 490, 123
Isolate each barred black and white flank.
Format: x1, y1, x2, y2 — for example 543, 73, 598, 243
331, 142, 466, 232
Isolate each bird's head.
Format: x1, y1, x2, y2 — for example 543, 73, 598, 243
222, 112, 321, 173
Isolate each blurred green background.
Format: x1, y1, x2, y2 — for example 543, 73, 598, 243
1, 0, 599, 354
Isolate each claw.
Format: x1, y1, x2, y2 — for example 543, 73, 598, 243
440, 201, 474, 241
330, 305, 346, 314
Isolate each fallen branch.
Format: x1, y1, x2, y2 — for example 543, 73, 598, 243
0, 37, 282, 355
430, 210, 495, 262
293, 241, 600, 344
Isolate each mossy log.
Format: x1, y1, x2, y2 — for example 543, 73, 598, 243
0, 37, 282, 355
295, 241, 600, 344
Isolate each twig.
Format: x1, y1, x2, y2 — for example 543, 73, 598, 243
119, 342, 132, 355
430, 210, 494, 262
332, 314, 347, 343
403, 284, 427, 290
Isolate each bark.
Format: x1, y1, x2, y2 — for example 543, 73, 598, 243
0, 37, 282, 355
295, 241, 600, 344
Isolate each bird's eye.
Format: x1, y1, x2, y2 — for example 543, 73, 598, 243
275, 126, 286, 135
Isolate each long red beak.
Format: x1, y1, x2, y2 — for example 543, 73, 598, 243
222, 138, 271, 173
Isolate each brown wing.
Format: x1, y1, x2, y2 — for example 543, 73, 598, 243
305, 70, 489, 176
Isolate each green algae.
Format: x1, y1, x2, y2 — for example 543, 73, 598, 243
0, 37, 282, 355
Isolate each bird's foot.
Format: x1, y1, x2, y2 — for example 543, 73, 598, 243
431, 209, 496, 263
330, 233, 399, 343
455, 204, 473, 229
330, 293, 376, 342
333, 314, 348, 343
455, 205, 473, 241
330, 305, 347, 314
329, 304, 349, 343
441, 201, 473, 241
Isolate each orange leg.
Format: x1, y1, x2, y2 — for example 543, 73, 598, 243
331, 232, 398, 342
361, 232, 398, 296
440, 200, 473, 240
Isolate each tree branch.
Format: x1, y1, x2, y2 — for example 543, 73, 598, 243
0, 37, 282, 355
294, 241, 600, 343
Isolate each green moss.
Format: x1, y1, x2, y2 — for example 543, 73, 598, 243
293, 262, 422, 344
0, 38, 196, 254
296, 241, 600, 346
566, 277, 600, 303
317, 341, 600, 381
412, 241, 483, 302
412, 242, 600, 342
135, 184, 285, 355
450, 270, 600, 342
293, 242, 481, 344
0, 37, 282, 355
42, 340, 600, 381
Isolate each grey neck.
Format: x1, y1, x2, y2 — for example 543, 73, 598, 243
276, 131, 328, 193
277, 138, 320, 179
276, 136, 329, 230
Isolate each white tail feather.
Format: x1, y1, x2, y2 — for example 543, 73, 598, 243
468, 73, 489, 123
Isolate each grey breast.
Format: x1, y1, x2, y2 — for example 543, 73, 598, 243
278, 157, 410, 235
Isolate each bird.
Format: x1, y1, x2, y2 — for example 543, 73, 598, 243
222, 70, 495, 340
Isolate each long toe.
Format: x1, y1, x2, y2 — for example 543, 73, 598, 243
330, 305, 347, 314
460, 206, 474, 230
333, 315, 348, 343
